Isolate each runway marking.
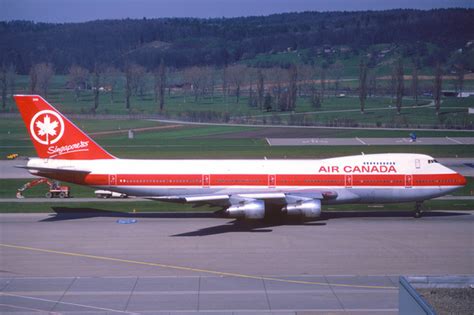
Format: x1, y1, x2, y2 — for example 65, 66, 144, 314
0, 243, 397, 290
0, 302, 47, 312
355, 137, 367, 145
0, 292, 138, 314
446, 136, 463, 144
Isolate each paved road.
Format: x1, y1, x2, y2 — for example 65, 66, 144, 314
1, 212, 472, 314
266, 137, 474, 146
1, 212, 472, 276
0, 275, 398, 314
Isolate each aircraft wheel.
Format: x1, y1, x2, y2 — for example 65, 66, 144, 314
414, 202, 424, 218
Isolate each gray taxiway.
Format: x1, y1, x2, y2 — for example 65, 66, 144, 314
1, 211, 472, 314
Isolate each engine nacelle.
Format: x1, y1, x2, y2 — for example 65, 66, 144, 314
226, 199, 265, 219
283, 199, 321, 218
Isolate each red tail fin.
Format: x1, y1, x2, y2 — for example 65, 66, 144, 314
14, 95, 115, 160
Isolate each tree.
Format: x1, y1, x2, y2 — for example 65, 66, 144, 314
222, 66, 228, 101
455, 63, 465, 94
395, 58, 404, 114
269, 67, 287, 106
103, 66, 119, 104
92, 64, 102, 112
412, 64, 419, 106
256, 69, 264, 110
263, 92, 273, 111
227, 64, 247, 103
30, 63, 54, 97
331, 61, 344, 96
358, 59, 368, 113
7, 64, 16, 100
184, 66, 207, 101
0, 65, 6, 109
124, 63, 146, 109
68, 65, 89, 101
310, 85, 321, 108
319, 64, 327, 101
154, 58, 166, 111
287, 64, 298, 111
434, 63, 443, 115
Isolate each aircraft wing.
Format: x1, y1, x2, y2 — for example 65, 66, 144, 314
15, 165, 91, 175
148, 189, 337, 207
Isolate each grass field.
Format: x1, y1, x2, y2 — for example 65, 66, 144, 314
2, 74, 473, 129
2, 115, 474, 159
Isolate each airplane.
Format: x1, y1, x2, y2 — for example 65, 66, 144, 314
14, 95, 466, 219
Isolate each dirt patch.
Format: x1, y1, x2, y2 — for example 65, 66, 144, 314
418, 288, 474, 314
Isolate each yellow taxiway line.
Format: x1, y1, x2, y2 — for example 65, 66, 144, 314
0, 243, 397, 290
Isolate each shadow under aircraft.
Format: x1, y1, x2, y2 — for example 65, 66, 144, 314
40, 206, 469, 236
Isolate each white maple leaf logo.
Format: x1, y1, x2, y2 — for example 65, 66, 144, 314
36, 115, 59, 143
30, 110, 65, 145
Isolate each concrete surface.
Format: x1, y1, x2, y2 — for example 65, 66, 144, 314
266, 137, 474, 146
0, 275, 398, 314
1, 210, 472, 313
1, 212, 472, 277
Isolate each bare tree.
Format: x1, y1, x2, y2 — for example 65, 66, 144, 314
358, 59, 368, 113
29, 66, 38, 94
154, 58, 166, 111
389, 66, 396, 103
7, 64, 15, 99
68, 65, 89, 100
269, 67, 287, 106
184, 66, 207, 101
456, 63, 465, 94
256, 69, 265, 110
434, 63, 443, 115
222, 66, 228, 101
0, 64, 7, 109
103, 66, 119, 104
412, 65, 419, 106
395, 58, 404, 114
320, 65, 327, 101
368, 72, 377, 97
92, 64, 102, 112
124, 63, 146, 109
287, 64, 298, 111
227, 64, 247, 103
30, 63, 54, 97
331, 61, 344, 96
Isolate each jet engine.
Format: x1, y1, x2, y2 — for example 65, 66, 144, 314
226, 199, 265, 219
283, 199, 321, 218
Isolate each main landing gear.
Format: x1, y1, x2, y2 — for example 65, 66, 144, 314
414, 202, 424, 218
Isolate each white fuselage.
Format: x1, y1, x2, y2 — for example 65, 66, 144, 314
27, 153, 465, 204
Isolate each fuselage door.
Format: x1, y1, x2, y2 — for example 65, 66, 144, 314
202, 174, 210, 188
415, 159, 420, 169
345, 174, 353, 188
108, 174, 117, 186
405, 174, 413, 188
268, 174, 276, 188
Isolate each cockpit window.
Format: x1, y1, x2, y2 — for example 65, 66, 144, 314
428, 159, 438, 164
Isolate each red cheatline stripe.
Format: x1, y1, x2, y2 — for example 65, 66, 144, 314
61, 173, 467, 188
